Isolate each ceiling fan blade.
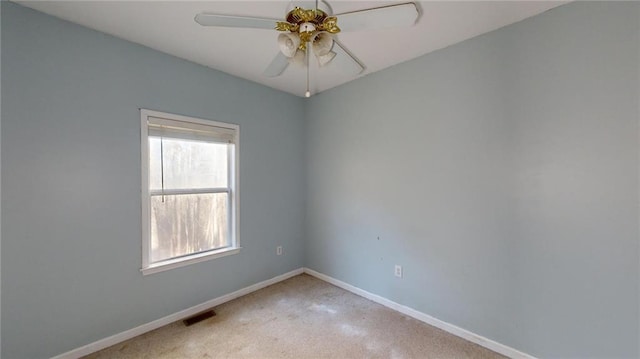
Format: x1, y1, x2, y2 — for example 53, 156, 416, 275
336, 3, 419, 32
332, 41, 365, 76
263, 52, 290, 77
195, 13, 278, 30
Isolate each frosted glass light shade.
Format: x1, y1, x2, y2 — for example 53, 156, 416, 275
278, 33, 301, 58
288, 49, 306, 66
316, 51, 336, 67
312, 31, 334, 56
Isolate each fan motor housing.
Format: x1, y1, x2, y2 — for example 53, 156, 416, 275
286, 8, 328, 25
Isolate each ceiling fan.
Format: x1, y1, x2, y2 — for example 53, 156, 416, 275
195, 1, 419, 97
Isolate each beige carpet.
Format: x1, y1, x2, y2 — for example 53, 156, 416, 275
84, 274, 505, 358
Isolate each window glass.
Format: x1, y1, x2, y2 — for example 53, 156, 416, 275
149, 137, 228, 191
150, 193, 229, 263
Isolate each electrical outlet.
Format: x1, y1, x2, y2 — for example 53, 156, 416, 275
276, 246, 283, 256
394, 265, 403, 278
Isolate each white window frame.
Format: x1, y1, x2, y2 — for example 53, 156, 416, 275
140, 109, 240, 275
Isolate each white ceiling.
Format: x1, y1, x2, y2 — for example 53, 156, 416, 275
15, 0, 568, 97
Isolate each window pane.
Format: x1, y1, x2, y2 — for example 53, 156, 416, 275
149, 137, 228, 190
150, 193, 229, 263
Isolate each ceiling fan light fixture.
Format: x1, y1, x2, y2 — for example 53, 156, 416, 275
316, 50, 336, 67
278, 33, 301, 58
289, 49, 306, 66
312, 31, 334, 56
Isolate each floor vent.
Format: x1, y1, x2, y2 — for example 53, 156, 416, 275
183, 309, 216, 326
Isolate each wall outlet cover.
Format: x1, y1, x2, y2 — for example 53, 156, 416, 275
395, 265, 402, 278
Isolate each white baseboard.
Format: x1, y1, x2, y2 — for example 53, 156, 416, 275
52, 267, 532, 359
303, 267, 534, 359
52, 268, 304, 359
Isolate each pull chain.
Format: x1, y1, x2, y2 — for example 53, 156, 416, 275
305, 48, 311, 97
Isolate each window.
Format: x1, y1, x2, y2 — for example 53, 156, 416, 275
141, 109, 239, 275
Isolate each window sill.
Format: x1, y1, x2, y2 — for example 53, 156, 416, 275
141, 247, 241, 276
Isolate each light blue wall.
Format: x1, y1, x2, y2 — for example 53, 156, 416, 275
1, 2, 305, 358
305, 2, 639, 358
2, 1, 640, 358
